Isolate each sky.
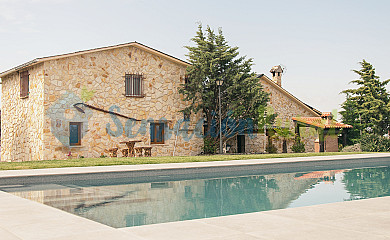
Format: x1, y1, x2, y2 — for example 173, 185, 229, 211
1, 0, 390, 116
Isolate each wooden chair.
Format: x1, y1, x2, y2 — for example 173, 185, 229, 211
134, 147, 144, 157
106, 147, 119, 157
121, 149, 129, 157
143, 147, 152, 157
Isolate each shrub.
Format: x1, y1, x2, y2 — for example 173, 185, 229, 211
203, 136, 218, 154
361, 134, 390, 152
266, 143, 277, 154
291, 137, 305, 153
341, 143, 361, 152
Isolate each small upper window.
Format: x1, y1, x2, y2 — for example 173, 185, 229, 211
20, 70, 29, 98
125, 73, 144, 97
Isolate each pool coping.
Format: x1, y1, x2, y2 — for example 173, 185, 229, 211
1, 152, 390, 178
1, 153, 390, 239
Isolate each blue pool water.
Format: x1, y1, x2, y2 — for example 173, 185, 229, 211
2, 166, 390, 228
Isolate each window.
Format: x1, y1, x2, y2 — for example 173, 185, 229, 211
20, 70, 29, 98
183, 112, 190, 121
69, 122, 82, 146
125, 73, 143, 97
150, 122, 165, 144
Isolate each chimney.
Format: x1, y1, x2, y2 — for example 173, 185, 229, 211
270, 65, 283, 86
321, 112, 333, 125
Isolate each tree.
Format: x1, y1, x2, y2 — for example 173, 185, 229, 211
341, 60, 390, 137
343, 167, 390, 199
180, 24, 273, 152
339, 93, 362, 145
273, 127, 295, 153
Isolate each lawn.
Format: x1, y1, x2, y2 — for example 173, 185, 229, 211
0, 152, 366, 170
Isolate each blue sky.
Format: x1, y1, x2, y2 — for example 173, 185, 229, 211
1, 0, 390, 115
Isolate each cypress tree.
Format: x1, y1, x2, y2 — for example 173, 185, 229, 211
180, 24, 272, 152
341, 60, 390, 137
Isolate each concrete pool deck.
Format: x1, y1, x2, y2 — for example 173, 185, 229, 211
0, 153, 390, 239
1, 152, 390, 178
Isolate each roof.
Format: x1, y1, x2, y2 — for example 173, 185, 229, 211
292, 117, 353, 129
0, 42, 190, 78
257, 74, 322, 116
294, 170, 345, 179
321, 112, 333, 117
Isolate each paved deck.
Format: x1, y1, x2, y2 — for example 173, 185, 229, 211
0, 153, 389, 239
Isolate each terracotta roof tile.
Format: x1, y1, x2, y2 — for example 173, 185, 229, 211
292, 117, 353, 129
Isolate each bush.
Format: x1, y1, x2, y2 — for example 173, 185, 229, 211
361, 134, 390, 152
341, 143, 361, 152
266, 143, 277, 153
203, 136, 218, 154
291, 137, 305, 153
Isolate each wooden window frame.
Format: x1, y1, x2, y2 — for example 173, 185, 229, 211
125, 73, 144, 97
69, 122, 82, 146
183, 112, 191, 121
150, 122, 165, 144
19, 70, 30, 98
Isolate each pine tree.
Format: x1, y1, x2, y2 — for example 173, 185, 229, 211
341, 60, 390, 137
180, 25, 272, 151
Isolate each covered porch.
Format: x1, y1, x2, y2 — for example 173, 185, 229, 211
292, 112, 353, 152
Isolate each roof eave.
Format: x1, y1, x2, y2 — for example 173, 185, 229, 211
0, 59, 40, 78
0, 41, 190, 79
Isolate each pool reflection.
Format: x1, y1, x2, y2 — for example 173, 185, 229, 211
4, 166, 390, 228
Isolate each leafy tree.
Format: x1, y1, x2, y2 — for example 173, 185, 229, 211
341, 60, 390, 137
273, 127, 295, 153
180, 24, 272, 151
339, 93, 362, 145
360, 133, 390, 152
343, 167, 390, 199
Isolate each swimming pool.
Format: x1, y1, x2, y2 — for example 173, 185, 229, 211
1, 165, 389, 228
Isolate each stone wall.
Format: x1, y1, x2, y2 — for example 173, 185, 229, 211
260, 77, 319, 153
227, 133, 266, 154
42, 45, 203, 160
1, 64, 45, 162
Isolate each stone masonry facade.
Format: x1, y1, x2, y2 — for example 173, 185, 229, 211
261, 77, 319, 153
1, 64, 45, 161
1, 43, 203, 161
227, 75, 319, 154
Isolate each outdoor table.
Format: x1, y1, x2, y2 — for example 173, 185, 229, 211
120, 140, 142, 157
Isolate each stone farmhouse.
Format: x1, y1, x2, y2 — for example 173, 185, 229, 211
0, 42, 351, 162
0, 42, 203, 162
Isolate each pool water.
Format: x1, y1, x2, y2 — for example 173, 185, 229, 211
2, 166, 390, 228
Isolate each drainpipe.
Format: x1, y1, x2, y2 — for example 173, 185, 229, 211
172, 119, 182, 156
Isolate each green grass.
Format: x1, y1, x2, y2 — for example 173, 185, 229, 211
0, 152, 368, 171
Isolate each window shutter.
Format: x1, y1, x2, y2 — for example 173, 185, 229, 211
20, 71, 29, 98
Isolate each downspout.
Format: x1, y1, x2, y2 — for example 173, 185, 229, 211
172, 119, 182, 156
